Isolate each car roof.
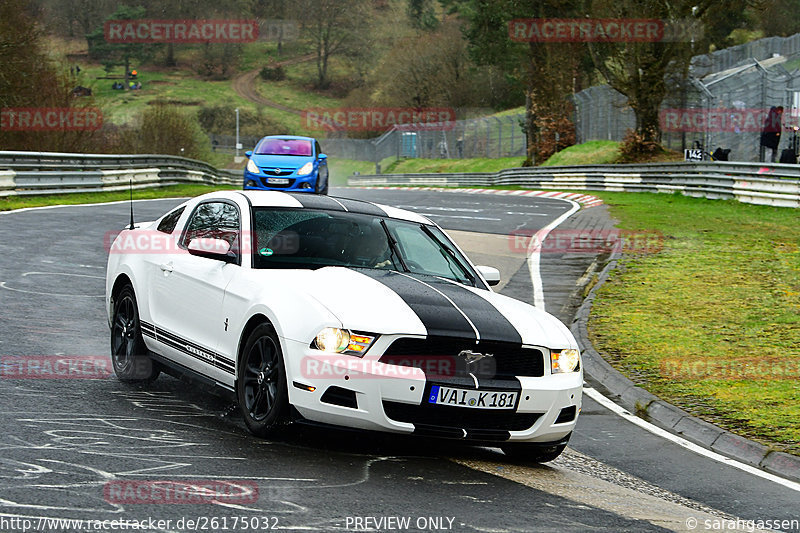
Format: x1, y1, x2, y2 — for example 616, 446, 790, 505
257, 134, 316, 142
195, 190, 432, 225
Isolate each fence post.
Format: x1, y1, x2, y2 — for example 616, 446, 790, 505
510, 115, 516, 155
485, 119, 490, 158
493, 116, 503, 158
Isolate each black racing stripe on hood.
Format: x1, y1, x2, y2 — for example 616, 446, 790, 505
353, 269, 476, 340
418, 277, 523, 344
287, 193, 346, 211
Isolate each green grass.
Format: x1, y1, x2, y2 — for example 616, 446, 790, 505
85, 65, 269, 125
586, 192, 800, 453
328, 159, 377, 186
541, 140, 622, 166
256, 79, 344, 112
0, 184, 238, 212
239, 40, 313, 71
384, 157, 525, 174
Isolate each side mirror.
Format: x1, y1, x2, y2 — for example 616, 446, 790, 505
245, 150, 253, 158
318, 153, 327, 160
187, 238, 236, 264
475, 265, 501, 286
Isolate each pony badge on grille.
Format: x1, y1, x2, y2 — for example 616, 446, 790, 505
458, 350, 494, 365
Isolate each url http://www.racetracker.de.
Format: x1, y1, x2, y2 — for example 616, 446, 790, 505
0, 515, 281, 532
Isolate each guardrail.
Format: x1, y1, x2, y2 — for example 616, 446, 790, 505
348, 161, 800, 208
0, 151, 241, 197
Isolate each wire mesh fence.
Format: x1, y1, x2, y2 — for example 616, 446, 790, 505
209, 114, 526, 166
573, 32, 800, 162
213, 33, 800, 166
305, 114, 527, 167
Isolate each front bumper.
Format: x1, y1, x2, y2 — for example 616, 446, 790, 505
243, 170, 317, 191
282, 336, 582, 443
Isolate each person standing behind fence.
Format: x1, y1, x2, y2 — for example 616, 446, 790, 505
760, 106, 784, 162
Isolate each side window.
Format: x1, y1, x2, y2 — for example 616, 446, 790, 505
315, 140, 322, 158
181, 202, 241, 252
393, 224, 453, 274
156, 207, 185, 234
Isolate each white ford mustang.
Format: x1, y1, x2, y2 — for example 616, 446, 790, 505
106, 190, 582, 461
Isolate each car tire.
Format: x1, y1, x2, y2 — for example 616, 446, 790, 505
237, 323, 289, 437
110, 285, 160, 383
315, 169, 329, 195
501, 441, 568, 463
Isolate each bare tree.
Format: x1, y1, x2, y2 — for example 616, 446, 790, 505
295, 0, 372, 89
586, 0, 731, 142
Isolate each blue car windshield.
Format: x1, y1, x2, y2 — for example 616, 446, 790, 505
255, 139, 312, 156
252, 208, 479, 287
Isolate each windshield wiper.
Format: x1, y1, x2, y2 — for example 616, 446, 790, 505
380, 219, 409, 272
419, 225, 476, 287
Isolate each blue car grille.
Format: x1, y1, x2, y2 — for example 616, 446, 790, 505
260, 167, 295, 176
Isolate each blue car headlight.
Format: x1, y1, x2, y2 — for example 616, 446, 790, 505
246, 159, 260, 174
297, 162, 314, 176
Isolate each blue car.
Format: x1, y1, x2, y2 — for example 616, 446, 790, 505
243, 135, 329, 194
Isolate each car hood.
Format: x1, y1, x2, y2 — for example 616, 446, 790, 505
294, 267, 576, 349
251, 154, 313, 168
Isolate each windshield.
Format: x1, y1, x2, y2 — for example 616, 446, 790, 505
252, 208, 480, 287
254, 139, 312, 156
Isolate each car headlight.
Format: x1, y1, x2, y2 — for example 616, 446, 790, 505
246, 159, 260, 174
297, 162, 314, 176
313, 328, 375, 357
551, 348, 581, 373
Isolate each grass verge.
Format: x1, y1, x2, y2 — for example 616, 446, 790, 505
0, 184, 238, 212
586, 192, 799, 454
541, 140, 622, 166
384, 157, 525, 174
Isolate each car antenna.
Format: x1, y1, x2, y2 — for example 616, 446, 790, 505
128, 179, 135, 230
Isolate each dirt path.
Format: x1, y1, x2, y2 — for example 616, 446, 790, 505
231, 53, 316, 115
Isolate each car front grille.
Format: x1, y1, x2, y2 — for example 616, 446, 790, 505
260, 167, 294, 176
379, 336, 545, 379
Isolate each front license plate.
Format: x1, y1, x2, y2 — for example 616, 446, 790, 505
428, 385, 517, 410
267, 177, 290, 184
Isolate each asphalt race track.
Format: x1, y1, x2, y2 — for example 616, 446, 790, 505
0, 189, 798, 533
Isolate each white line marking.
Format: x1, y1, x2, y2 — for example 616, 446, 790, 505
0, 282, 103, 298
0, 197, 188, 215
584, 387, 800, 492
526, 199, 580, 311
420, 214, 502, 221
22, 271, 104, 279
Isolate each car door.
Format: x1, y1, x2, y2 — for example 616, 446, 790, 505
148, 199, 242, 382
